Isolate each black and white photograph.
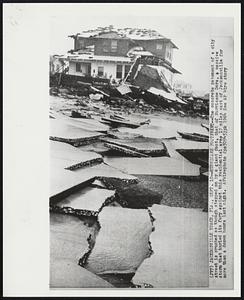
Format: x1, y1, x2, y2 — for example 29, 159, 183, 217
3, 3, 241, 297
49, 11, 231, 289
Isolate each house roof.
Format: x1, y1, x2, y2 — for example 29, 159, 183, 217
69, 26, 178, 48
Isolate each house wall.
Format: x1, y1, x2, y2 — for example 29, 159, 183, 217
134, 39, 173, 64
69, 60, 131, 80
94, 38, 130, 56
74, 37, 96, 50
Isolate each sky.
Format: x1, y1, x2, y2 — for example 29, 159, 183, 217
50, 7, 233, 94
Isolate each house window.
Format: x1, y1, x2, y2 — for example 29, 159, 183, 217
116, 64, 123, 79
111, 40, 118, 52
98, 66, 104, 77
124, 65, 131, 78
156, 44, 163, 50
76, 62, 81, 72
103, 40, 109, 52
79, 40, 85, 49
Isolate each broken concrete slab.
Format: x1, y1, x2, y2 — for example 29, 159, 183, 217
85, 207, 153, 275
55, 187, 116, 217
77, 141, 110, 155
102, 136, 167, 157
50, 140, 103, 170
50, 165, 94, 202
50, 119, 104, 146
104, 156, 200, 177
177, 131, 209, 142
50, 213, 112, 288
50, 213, 94, 262
104, 142, 149, 157
50, 162, 137, 201
50, 258, 114, 288
73, 163, 138, 182
132, 205, 208, 288
107, 130, 143, 140
101, 116, 141, 129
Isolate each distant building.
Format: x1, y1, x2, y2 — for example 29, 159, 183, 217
67, 26, 181, 86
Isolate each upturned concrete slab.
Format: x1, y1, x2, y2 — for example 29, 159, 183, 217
50, 162, 137, 200
56, 187, 115, 215
102, 136, 167, 156
86, 207, 153, 274
50, 140, 103, 170
50, 119, 104, 145
132, 205, 208, 288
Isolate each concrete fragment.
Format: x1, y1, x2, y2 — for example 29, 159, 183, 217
132, 205, 208, 288
56, 187, 116, 216
86, 207, 153, 274
50, 119, 104, 146
104, 142, 149, 157
102, 136, 167, 156
101, 117, 141, 129
50, 140, 103, 170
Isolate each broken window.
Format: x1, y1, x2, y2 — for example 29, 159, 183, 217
111, 40, 118, 52
116, 64, 123, 79
98, 66, 104, 77
156, 44, 163, 50
76, 62, 81, 72
124, 65, 131, 78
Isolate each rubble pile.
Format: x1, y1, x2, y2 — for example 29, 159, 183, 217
50, 82, 209, 119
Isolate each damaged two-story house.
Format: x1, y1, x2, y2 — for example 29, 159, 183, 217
67, 27, 181, 89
